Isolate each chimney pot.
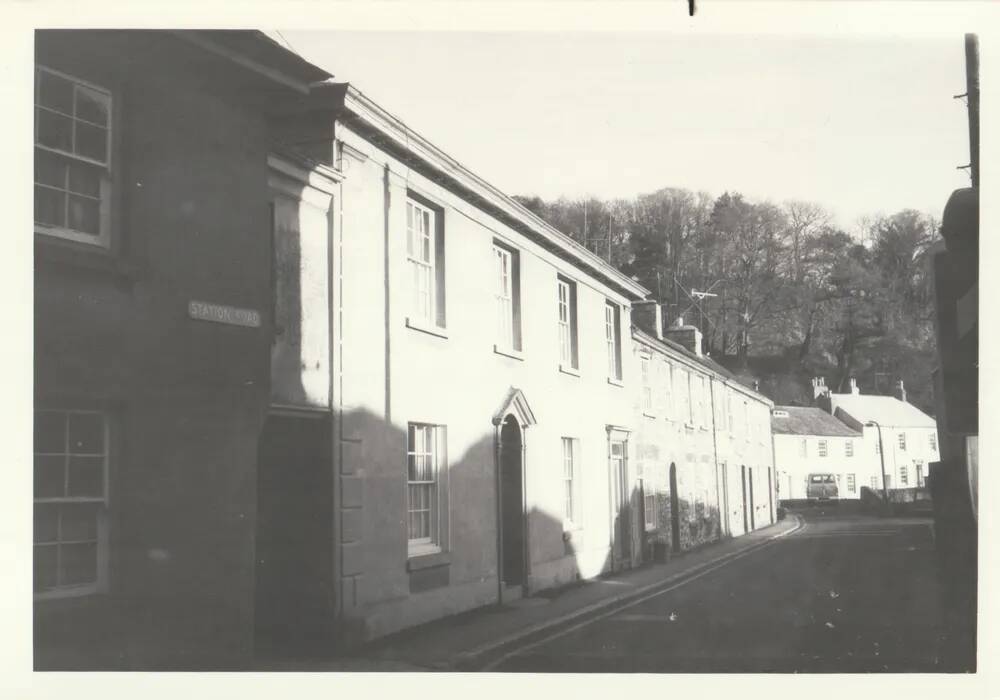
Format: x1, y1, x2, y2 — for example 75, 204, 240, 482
894, 379, 907, 403
631, 300, 664, 340
664, 319, 703, 357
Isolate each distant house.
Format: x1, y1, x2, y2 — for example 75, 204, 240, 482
771, 406, 863, 500
823, 378, 940, 490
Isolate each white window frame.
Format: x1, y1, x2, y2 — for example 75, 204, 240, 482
666, 363, 675, 420
899, 464, 909, 486
34, 408, 110, 599
494, 244, 514, 350
406, 199, 436, 325
898, 432, 907, 451
699, 376, 708, 428
643, 488, 657, 531
818, 439, 828, 457
34, 66, 113, 248
929, 433, 937, 452
605, 302, 621, 380
800, 438, 808, 458
557, 279, 573, 366
847, 473, 857, 493
407, 423, 444, 556
641, 355, 653, 414
562, 437, 579, 528
845, 439, 854, 457
682, 371, 693, 426
871, 475, 879, 490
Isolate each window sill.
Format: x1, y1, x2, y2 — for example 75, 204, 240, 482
35, 235, 137, 283
406, 549, 451, 572
494, 344, 524, 361
607, 377, 624, 388
558, 363, 580, 377
684, 423, 695, 431
405, 317, 449, 340
643, 411, 657, 420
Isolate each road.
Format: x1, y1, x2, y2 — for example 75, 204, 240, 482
489, 508, 960, 672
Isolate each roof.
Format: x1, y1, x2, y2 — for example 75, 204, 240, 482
339, 86, 650, 301
771, 406, 861, 437
632, 327, 772, 405
830, 393, 937, 429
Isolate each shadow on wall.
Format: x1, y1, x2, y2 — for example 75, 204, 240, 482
253, 404, 596, 660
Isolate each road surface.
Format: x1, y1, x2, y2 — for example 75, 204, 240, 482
489, 508, 961, 672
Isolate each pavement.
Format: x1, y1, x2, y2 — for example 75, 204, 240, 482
259, 513, 804, 672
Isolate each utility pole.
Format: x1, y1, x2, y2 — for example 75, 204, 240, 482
966, 34, 979, 188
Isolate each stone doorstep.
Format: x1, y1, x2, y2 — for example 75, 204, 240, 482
449, 515, 804, 671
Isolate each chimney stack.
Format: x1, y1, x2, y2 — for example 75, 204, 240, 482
849, 377, 859, 395
894, 379, 907, 403
811, 376, 828, 400
632, 300, 663, 340
664, 315, 703, 357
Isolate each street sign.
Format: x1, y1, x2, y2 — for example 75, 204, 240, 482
188, 300, 261, 328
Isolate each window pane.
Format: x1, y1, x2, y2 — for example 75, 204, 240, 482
34, 545, 58, 592
68, 194, 101, 235
69, 412, 104, 453
67, 456, 104, 498
35, 148, 67, 187
75, 85, 109, 126
34, 504, 59, 543
74, 121, 108, 163
68, 162, 102, 197
34, 186, 66, 228
34, 455, 66, 498
37, 70, 74, 113
61, 542, 98, 585
36, 108, 73, 152
35, 411, 67, 453
61, 503, 99, 541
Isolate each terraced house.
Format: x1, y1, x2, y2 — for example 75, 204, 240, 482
630, 304, 777, 563
33, 29, 780, 670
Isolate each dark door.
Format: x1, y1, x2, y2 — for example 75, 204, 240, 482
767, 467, 774, 522
255, 413, 333, 656
748, 466, 756, 530
669, 463, 680, 553
741, 465, 749, 534
499, 416, 525, 587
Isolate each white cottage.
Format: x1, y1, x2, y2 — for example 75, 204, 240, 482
772, 406, 864, 500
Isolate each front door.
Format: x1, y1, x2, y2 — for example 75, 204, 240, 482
254, 413, 333, 656
610, 438, 631, 568
499, 416, 525, 588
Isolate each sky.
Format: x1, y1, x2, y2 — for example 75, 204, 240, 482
282, 31, 970, 232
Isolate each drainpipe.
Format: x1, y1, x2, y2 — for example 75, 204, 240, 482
769, 407, 777, 522
494, 423, 504, 605
709, 377, 724, 537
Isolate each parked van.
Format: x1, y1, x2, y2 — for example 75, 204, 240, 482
806, 473, 839, 503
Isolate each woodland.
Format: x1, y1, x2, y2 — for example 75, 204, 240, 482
514, 189, 942, 414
